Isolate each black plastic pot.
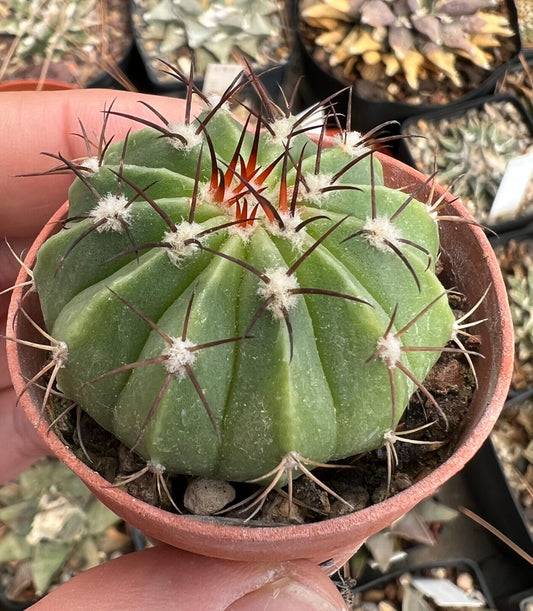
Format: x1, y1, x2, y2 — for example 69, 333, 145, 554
496, 50, 533, 121
0, 588, 32, 611
295, 0, 522, 140
464, 392, 533, 607
348, 558, 495, 608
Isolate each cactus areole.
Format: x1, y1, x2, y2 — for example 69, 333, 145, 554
32, 92, 456, 487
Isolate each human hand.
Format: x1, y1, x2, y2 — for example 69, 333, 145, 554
0, 89, 348, 610
1, 89, 195, 483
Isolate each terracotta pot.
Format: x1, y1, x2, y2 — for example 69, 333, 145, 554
0, 80, 78, 92
6, 153, 514, 568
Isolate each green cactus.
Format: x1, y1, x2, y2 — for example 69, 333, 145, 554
29, 77, 455, 492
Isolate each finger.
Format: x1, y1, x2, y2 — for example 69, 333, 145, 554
1, 89, 192, 238
30, 545, 348, 610
0, 386, 50, 484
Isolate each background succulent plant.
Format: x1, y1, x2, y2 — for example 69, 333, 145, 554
0, 0, 132, 87
403, 99, 533, 223
495, 238, 533, 391
18, 75, 462, 512
0, 458, 126, 602
299, 0, 516, 103
516, 0, 533, 47
131, 0, 290, 82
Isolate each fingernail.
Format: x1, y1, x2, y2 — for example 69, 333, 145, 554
226, 577, 347, 611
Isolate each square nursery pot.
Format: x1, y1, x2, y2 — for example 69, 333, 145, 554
129, 0, 293, 95
398, 93, 533, 232
490, 221, 533, 392
496, 50, 533, 119
464, 397, 533, 607
347, 558, 495, 610
464, 223, 533, 605
295, 0, 521, 139
5, 144, 514, 569
0, 0, 134, 90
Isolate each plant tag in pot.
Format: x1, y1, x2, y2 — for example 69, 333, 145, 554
488, 152, 533, 223
410, 577, 485, 608
202, 63, 244, 96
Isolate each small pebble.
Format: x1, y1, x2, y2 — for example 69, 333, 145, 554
456, 572, 474, 593
183, 477, 236, 515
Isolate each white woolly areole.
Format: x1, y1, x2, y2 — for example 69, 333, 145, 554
147, 461, 166, 474
268, 211, 307, 252
163, 337, 196, 378
362, 217, 403, 252
258, 267, 300, 319
167, 122, 203, 151
52, 341, 68, 367
90, 194, 131, 233
206, 93, 231, 112
79, 156, 100, 175
333, 131, 366, 156
227, 220, 257, 242
376, 333, 402, 367
164, 222, 202, 266
302, 172, 334, 205
268, 117, 297, 146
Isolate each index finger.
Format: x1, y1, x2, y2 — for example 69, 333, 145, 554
0, 89, 189, 237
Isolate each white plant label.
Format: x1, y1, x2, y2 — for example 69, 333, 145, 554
411, 577, 485, 607
488, 152, 533, 222
202, 63, 244, 96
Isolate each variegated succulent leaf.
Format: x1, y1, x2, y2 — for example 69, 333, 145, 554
134, 0, 288, 78
0, 459, 120, 597
299, 0, 514, 93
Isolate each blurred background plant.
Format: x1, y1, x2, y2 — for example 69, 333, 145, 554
516, 0, 533, 48
494, 237, 533, 392
0, 0, 133, 88
402, 98, 533, 223
131, 0, 291, 85
497, 53, 533, 116
0, 458, 136, 606
298, 0, 517, 105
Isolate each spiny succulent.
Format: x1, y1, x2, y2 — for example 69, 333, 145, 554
131, 0, 289, 81
299, 0, 515, 102
0, 458, 124, 601
403, 99, 533, 223
11, 71, 477, 514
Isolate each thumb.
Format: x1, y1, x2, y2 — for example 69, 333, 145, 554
1, 88, 191, 237
30, 545, 348, 610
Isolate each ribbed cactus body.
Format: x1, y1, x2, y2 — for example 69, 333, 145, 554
34, 106, 454, 482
